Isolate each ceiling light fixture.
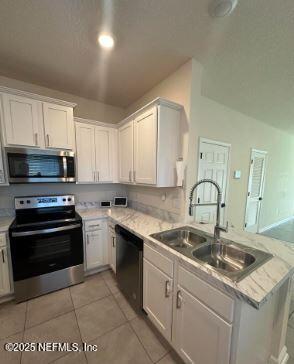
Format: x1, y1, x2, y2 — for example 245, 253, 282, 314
98, 33, 115, 49
209, 0, 238, 17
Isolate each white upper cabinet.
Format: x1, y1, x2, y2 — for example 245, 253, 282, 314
118, 119, 134, 183
95, 126, 113, 182
1, 93, 41, 148
43, 102, 74, 150
75, 120, 115, 183
75, 123, 96, 182
134, 107, 157, 185
118, 99, 182, 187
0, 90, 76, 151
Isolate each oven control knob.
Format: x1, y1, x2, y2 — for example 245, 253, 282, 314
20, 200, 24, 205
26, 200, 31, 204
62, 198, 66, 202
67, 198, 72, 202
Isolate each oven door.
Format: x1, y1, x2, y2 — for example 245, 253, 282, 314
6, 147, 75, 183
10, 223, 83, 281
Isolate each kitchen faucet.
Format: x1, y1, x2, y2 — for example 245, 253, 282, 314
189, 179, 228, 242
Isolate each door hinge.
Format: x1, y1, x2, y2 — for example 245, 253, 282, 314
248, 192, 250, 197
200, 152, 203, 159
245, 223, 247, 228
251, 159, 254, 164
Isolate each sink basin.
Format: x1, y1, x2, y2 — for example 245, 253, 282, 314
150, 226, 207, 250
192, 243, 272, 281
192, 243, 255, 272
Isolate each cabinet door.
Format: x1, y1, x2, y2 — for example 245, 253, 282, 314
134, 107, 157, 185
0, 246, 11, 296
85, 227, 107, 270
2, 93, 40, 147
143, 258, 173, 341
75, 123, 96, 183
95, 126, 113, 182
0, 140, 6, 184
118, 120, 133, 183
43, 102, 74, 150
174, 286, 232, 364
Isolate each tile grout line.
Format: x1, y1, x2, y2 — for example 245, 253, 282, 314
69, 285, 89, 364
19, 301, 28, 364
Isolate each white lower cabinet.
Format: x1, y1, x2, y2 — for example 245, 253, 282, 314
174, 286, 232, 364
143, 258, 173, 341
84, 219, 108, 271
0, 234, 11, 296
143, 242, 233, 364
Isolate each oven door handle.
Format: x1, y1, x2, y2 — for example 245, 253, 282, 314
11, 223, 82, 237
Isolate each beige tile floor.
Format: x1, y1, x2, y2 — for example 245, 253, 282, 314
0, 270, 183, 364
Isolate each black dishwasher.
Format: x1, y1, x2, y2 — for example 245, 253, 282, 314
115, 225, 143, 312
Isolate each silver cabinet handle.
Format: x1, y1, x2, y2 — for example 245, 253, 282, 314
34, 133, 38, 146
176, 290, 182, 309
133, 170, 136, 181
165, 280, 171, 297
86, 234, 90, 245
1, 249, 4, 263
88, 224, 100, 229
97, 171, 100, 182
93, 171, 95, 182
46, 134, 50, 146
129, 170, 131, 182
112, 236, 115, 247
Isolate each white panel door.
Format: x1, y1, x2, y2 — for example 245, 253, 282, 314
75, 123, 96, 183
196, 140, 230, 224
2, 93, 40, 147
118, 120, 134, 183
43, 102, 74, 150
143, 258, 173, 341
174, 286, 232, 364
95, 126, 113, 182
0, 246, 11, 296
245, 150, 267, 233
134, 107, 157, 185
85, 228, 107, 270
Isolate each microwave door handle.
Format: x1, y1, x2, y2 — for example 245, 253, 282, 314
63, 157, 67, 178
11, 223, 82, 237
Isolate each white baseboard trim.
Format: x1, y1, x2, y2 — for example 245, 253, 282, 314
259, 216, 294, 233
269, 346, 289, 364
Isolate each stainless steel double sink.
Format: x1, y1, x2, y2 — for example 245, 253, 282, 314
150, 226, 273, 282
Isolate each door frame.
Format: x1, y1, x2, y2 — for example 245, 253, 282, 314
197, 137, 231, 224
244, 148, 267, 232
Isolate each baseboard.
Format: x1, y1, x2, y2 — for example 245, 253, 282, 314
259, 216, 294, 233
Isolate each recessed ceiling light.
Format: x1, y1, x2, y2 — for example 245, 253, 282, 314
98, 34, 115, 49
209, 0, 238, 17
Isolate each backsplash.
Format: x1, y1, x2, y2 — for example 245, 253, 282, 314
126, 185, 185, 223
0, 183, 127, 211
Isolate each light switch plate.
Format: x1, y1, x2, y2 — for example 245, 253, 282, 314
234, 170, 241, 179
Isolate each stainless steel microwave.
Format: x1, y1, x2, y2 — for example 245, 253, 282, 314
5, 147, 75, 183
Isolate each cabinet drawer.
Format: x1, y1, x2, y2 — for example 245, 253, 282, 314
178, 265, 234, 323
85, 219, 106, 232
0, 233, 6, 248
144, 243, 173, 278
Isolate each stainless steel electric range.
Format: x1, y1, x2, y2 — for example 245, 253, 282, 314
9, 195, 84, 302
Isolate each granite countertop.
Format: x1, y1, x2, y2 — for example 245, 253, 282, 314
0, 216, 14, 233
77, 208, 109, 220
105, 208, 293, 309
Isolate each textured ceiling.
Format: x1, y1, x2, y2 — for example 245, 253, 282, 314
0, 0, 293, 133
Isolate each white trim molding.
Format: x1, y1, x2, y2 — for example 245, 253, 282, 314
259, 216, 294, 233
269, 346, 289, 364
0, 85, 77, 108
74, 117, 118, 129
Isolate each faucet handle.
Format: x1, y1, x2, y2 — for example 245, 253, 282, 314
219, 221, 229, 233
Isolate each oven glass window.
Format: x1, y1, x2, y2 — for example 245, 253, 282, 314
29, 235, 71, 263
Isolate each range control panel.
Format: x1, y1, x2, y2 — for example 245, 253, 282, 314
14, 195, 75, 210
